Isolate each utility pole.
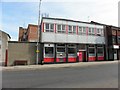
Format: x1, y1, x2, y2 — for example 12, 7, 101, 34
36, 0, 42, 65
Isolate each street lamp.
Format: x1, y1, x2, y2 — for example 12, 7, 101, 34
36, 0, 42, 65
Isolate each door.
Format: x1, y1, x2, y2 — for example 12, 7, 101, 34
114, 50, 117, 60
78, 51, 86, 62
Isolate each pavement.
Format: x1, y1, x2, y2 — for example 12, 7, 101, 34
1, 60, 119, 71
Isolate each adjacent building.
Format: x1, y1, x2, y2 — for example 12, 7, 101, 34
18, 24, 38, 42
0, 30, 11, 66
91, 21, 120, 60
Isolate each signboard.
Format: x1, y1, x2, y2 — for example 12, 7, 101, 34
113, 45, 119, 49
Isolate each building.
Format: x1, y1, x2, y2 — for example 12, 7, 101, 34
118, 1, 120, 27
18, 24, 38, 42
39, 17, 106, 64
91, 21, 120, 60
0, 30, 11, 66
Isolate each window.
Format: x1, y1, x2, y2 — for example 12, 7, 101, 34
112, 36, 117, 44
101, 29, 104, 36
56, 44, 66, 57
92, 28, 95, 35
45, 47, 54, 57
45, 23, 49, 30
73, 26, 76, 34
56, 44, 66, 52
68, 26, 76, 34
57, 24, 66, 33
78, 27, 82, 35
57, 48, 65, 52
118, 36, 120, 44
83, 27, 86, 34
45, 23, 54, 32
68, 25, 72, 34
68, 44, 76, 57
89, 48, 95, 56
97, 48, 104, 56
88, 28, 92, 35
68, 48, 76, 54
97, 28, 101, 36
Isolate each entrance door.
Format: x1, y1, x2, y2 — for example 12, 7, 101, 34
78, 51, 86, 62
114, 50, 117, 60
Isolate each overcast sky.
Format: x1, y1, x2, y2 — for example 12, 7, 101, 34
1, 0, 119, 41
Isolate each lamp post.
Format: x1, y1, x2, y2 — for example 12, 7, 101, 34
36, 0, 42, 65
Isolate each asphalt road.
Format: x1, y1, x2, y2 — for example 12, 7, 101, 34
2, 62, 118, 88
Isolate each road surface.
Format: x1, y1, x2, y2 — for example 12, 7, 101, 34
2, 62, 118, 88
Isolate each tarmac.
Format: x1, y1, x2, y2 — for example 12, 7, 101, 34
1, 60, 119, 71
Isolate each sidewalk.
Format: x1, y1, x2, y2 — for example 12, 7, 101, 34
1, 61, 118, 71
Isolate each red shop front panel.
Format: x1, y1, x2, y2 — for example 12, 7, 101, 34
88, 57, 96, 61
97, 56, 104, 60
56, 58, 66, 63
68, 57, 76, 62
44, 58, 54, 63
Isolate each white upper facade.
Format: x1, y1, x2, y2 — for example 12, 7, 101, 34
41, 17, 105, 44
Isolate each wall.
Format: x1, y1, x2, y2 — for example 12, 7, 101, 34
0, 31, 2, 64
1, 31, 9, 65
8, 42, 38, 66
27, 25, 38, 42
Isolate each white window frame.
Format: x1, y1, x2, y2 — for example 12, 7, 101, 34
45, 23, 54, 32
68, 25, 76, 34
57, 24, 66, 33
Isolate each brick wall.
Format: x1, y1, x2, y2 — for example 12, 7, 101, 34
27, 24, 38, 42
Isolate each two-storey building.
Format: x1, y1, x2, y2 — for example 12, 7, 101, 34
39, 17, 106, 64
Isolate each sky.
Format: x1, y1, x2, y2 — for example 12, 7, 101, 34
1, 0, 120, 41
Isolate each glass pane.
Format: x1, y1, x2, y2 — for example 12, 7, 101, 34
45, 23, 49, 29
50, 24, 54, 30
57, 25, 61, 30
45, 47, 54, 54
57, 48, 65, 52
62, 25, 65, 30
68, 48, 76, 54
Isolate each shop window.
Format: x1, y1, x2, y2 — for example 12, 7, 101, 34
56, 44, 66, 57
97, 48, 104, 56
57, 48, 65, 52
45, 47, 54, 57
68, 44, 76, 57
45, 23, 54, 32
89, 48, 95, 56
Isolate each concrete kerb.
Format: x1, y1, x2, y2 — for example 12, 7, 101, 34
1, 61, 118, 71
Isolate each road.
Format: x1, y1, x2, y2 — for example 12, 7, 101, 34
2, 62, 118, 88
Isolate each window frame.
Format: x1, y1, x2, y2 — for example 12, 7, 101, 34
45, 23, 54, 32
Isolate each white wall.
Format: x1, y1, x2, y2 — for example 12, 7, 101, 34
41, 18, 105, 44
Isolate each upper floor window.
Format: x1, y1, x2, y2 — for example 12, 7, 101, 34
83, 27, 86, 34
45, 23, 54, 32
112, 35, 117, 44
68, 25, 76, 34
78, 27, 82, 35
57, 24, 66, 33
96, 28, 104, 36
117, 36, 120, 44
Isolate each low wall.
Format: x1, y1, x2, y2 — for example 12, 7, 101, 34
7, 41, 38, 66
